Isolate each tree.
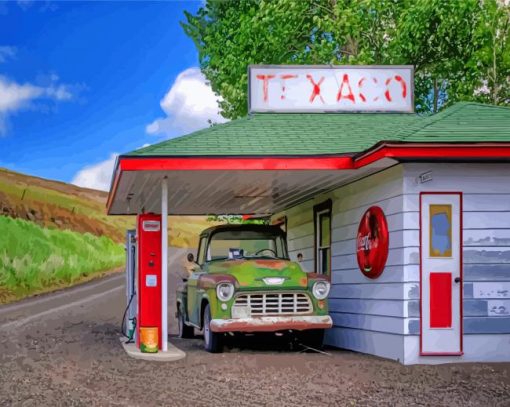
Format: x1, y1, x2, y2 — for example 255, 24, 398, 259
182, 1, 323, 119
394, 0, 484, 112
470, 0, 510, 105
182, 0, 510, 117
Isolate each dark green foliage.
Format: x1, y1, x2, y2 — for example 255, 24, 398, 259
182, 0, 510, 117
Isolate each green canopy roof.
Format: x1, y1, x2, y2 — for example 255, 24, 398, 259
127, 103, 510, 157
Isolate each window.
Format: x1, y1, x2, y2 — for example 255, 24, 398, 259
206, 229, 288, 261
314, 200, 332, 275
430, 204, 452, 257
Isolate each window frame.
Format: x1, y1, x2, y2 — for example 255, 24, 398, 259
197, 236, 208, 265
313, 199, 332, 275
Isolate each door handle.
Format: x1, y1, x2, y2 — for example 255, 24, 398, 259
454, 277, 461, 283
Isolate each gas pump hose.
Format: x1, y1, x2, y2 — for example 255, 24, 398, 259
120, 292, 136, 343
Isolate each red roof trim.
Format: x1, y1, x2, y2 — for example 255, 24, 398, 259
106, 156, 353, 212
119, 156, 354, 171
106, 143, 510, 212
355, 143, 510, 168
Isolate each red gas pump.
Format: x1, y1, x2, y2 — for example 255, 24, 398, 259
137, 213, 162, 350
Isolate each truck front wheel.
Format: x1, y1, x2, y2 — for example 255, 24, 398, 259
203, 304, 223, 353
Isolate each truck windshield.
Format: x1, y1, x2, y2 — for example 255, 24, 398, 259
207, 230, 288, 261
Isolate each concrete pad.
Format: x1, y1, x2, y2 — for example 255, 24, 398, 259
120, 338, 186, 362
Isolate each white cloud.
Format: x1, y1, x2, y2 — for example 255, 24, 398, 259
71, 153, 118, 192
71, 144, 152, 192
146, 67, 228, 137
45, 83, 72, 100
0, 46, 16, 63
0, 78, 42, 112
0, 75, 74, 135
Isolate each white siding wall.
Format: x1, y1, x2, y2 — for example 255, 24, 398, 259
276, 162, 510, 365
275, 162, 510, 364
275, 165, 407, 362
402, 163, 510, 364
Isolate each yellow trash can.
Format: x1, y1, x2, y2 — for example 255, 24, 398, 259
140, 327, 159, 353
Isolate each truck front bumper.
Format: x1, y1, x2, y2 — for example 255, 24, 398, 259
210, 315, 333, 333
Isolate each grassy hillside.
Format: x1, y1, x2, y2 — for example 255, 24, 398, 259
0, 167, 214, 248
0, 167, 133, 242
0, 168, 217, 302
0, 216, 124, 302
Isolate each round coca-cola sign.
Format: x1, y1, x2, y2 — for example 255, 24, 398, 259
356, 206, 389, 279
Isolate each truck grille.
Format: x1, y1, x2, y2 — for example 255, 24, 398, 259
233, 292, 313, 316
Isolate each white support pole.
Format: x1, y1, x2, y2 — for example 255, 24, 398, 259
161, 177, 168, 352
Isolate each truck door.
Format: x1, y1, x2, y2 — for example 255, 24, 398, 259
187, 236, 207, 326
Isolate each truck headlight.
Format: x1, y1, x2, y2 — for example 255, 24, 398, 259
216, 282, 234, 302
312, 281, 330, 300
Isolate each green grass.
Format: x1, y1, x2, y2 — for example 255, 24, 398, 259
0, 215, 124, 302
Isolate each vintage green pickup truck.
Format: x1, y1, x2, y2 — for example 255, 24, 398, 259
176, 224, 332, 353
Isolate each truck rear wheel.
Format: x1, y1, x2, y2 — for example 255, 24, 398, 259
177, 307, 194, 339
203, 304, 223, 353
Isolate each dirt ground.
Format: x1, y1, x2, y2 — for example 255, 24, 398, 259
0, 249, 509, 406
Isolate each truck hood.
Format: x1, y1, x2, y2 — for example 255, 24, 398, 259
205, 259, 308, 290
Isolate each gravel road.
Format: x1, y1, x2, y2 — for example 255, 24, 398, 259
0, 247, 509, 406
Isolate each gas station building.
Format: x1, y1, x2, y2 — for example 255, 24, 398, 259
107, 66, 510, 364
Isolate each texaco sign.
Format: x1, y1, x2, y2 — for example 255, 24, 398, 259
249, 65, 414, 113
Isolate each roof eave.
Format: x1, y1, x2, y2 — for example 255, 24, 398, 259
106, 142, 510, 214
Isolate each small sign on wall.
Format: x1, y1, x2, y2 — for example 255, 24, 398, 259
249, 65, 414, 113
419, 171, 433, 184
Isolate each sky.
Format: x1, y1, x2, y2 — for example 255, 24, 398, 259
0, 0, 226, 190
